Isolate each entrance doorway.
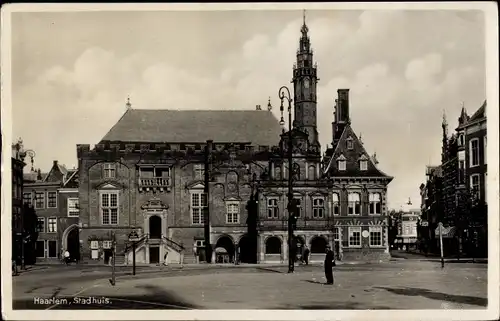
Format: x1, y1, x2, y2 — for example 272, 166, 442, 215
215, 236, 235, 263
149, 216, 162, 239
310, 236, 328, 254
238, 235, 255, 263
67, 227, 80, 262
149, 246, 160, 264
104, 249, 112, 265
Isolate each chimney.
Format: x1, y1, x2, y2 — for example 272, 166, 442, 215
53, 160, 58, 167
337, 89, 350, 124
256, 105, 261, 111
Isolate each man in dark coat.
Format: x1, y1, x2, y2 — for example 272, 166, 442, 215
324, 245, 335, 285
303, 246, 310, 265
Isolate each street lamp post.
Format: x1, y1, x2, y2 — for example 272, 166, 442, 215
279, 86, 297, 274
128, 229, 140, 275
109, 231, 116, 286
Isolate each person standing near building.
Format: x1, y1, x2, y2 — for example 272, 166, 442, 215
303, 246, 310, 265
324, 245, 335, 285
64, 250, 70, 265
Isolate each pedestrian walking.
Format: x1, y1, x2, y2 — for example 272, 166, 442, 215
163, 251, 169, 266
64, 250, 71, 265
303, 246, 310, 265
324, 245, 335, 285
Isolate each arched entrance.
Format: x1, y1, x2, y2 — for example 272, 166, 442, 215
149, 215, 162, 239
215, 236, 235, 263
265, 236, 282, 254
238, 234, 254, 263
66, 226, 80, 261
310, 236, 328, 254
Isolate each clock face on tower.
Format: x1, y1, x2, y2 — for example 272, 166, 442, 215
304, 78, 310, 89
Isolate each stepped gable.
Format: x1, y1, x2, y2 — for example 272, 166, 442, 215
324, 124, 390, 178
100, 109, 282, 146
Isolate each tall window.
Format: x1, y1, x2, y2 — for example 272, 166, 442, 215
47, 191, 57, 208
226, 201, 240, 224
103, 163, 116, 179
333, 227, 340, 241
294, 197, 302, 217
267, 198, 279, 219
35, 191, 45, 209
369, 226, 383, 247
23, 192, 32, 206
275, 167, 282, 180
308, 166, 316, 180
369, 193, 381, 215
312, 198, 325, 218
458, 160, 465, 184
191, 192, 207, 225
470, 174, 480, 200
37, 217, 45, 233
47, 217, 57, 233
101, 192, 119, 225
348, 227, 361, 247
470, 139, 480, 167
360, 160, 368, 171
484, 136, 487, 165
348, 193, 361, 215
67, 198, 80, 217
332, 193, 340, 215
194, 164, 205, 180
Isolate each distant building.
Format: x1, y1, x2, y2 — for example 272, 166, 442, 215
24, 161, 79, 262
12, 139, 27, 264
395, 210, 420, 249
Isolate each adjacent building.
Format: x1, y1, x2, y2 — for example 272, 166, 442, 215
23, 161, 79, 262
12, 139, 26, 264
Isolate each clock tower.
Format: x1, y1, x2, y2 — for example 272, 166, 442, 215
292, 11, 319, 146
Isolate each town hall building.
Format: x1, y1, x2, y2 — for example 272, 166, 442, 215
76, 16, 393, 265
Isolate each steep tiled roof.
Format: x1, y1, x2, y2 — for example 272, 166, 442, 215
469, 100, 486, 122
324, 124, 391, 178
100, 109, 282, 146
23, 172, 48, 183
63, 169, 79, 188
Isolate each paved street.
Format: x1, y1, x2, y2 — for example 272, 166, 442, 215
11, 260, 487, 310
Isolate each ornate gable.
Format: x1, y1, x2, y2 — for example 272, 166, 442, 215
96, 181, 122, 190
324, 124, 390, 179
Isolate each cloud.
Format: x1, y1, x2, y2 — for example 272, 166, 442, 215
12, 10, 485, 209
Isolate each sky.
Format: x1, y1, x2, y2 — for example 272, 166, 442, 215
10, 7, 486, 209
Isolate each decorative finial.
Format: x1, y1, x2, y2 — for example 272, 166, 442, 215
407, 197, 412, 206
442, 109, 447, 125
256, 104, 262, 111
359, 133, 363, 144
301, 9, 308, 34
126, 96, 132, 110
267, 97, 272, 111
303, 9, 306, 25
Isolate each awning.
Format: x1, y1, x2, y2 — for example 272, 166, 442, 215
215, 247, 228, 254
435, 226, 457, 238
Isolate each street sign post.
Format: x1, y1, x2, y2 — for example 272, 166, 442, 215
129, 229, 140, 276
438, 222, 444, 268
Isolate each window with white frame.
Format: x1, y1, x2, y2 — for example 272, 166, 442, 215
90, 241, 99, 259
348, 192, 361, 215
191, 192, 207, 225
360, 160, 368, 171
333, 227, 340, 241
195, 240, 205, 248
103, 163, 116, 179
90, 241, 99, 249
484, 136, 487, 165
226, 201, 240, 224
23, 192, 32, 206
67, 198, 79, 217
369, 193, 382, 214
470, 174, 480, 200
267, 198, 279, 219
194, 164, 205, 180
312, 198, 325, 218
37, 217, 45, 233
294, 197, 302, 217
338, 159, 346, 171
35, 191, 45, 209
332, 193, 340, 215
348, 227, 361, 247
101, 191, 119, 225
369, 226, 383, 247
47, 217, 57, 233
469, 138, 480, 167
103, 241, 112, 249
47, 191, 57, 208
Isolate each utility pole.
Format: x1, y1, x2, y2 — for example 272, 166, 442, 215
438, 222, 444, 268
204, 140, 213, 263
109, 231, 116, 286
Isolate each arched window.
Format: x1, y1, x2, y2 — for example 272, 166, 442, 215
369, 193, 382, 214
348, 192, 361, 215
265, 237, 282, 254
310, 236, 328, 253
275, 166, 282, 180
332, 193, 340, 215
308, 165, 316, 180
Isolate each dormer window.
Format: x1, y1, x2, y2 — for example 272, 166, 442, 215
347, 137, 354, 150
359, 154, 369, 171
337, 154, 346, 171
